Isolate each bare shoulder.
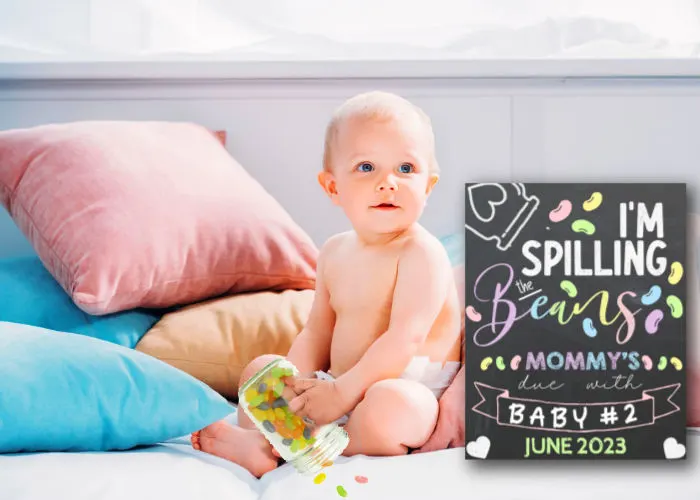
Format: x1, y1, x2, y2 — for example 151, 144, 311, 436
317, 231, 353, 267
399, 226, 452, 270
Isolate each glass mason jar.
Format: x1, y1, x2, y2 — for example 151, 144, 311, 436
238, 358, 350, 475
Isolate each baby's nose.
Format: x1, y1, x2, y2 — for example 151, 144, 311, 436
376, 177, 398, 191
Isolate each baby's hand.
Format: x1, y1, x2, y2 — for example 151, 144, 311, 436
284, 377, 353, 426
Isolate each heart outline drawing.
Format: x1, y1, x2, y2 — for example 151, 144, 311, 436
663, 437, 685, 459
466, 435, 490, 459
467, 183, 507, 223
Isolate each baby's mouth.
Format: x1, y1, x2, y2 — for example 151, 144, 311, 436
372, 203, 399, 210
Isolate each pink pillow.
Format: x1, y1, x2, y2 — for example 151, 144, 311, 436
0, 121, 318, 315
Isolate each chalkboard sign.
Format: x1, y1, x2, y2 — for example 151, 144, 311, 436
464, 183, 686, 460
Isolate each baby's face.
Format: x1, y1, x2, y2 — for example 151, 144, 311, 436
320, 116, 438, 236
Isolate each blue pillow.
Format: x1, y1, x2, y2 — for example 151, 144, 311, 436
0, 256, 160, 348
0, 321, 234, 453
439, 232, 464, 267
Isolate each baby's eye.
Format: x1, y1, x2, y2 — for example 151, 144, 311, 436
356, 162, 374, 172
399, 163, 414, 173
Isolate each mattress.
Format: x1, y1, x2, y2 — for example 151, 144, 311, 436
3, 426, 700, 500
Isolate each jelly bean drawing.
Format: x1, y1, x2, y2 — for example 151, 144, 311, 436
549, 200, 572, 223
670, 357, 683, 371
666, 295, 683, 318
645, 309, 663, 334
314, 473, 327, 484
480, 357, 493, 371
582, 318, 597, 338
355, 476, 368, 484
510, 355, 522, 370
658, 356, 668, 371
495, 356, 506, 370
571, 219, 595, 235
668, 262, 684, 285
641, 355, 653, 370
641, 285, 661, 306
466, 306, 482, 322
337, 485, 348, 497
582, 192, 603, 211
560, 280, 577, 298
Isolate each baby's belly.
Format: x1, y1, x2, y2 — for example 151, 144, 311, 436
328, 317, 382, 377
328, 314, 460, 377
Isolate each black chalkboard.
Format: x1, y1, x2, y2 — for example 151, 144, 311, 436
464, 183, 686, 460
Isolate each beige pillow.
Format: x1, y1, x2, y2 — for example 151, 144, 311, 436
136, 289, 314, 399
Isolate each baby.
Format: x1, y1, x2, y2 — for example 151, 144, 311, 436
191, 91, 462, 477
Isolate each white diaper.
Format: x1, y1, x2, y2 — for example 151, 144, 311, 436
314, 356, 461, 426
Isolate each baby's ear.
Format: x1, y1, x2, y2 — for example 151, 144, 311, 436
425, 173, 439, 195
317, 171, 339, 202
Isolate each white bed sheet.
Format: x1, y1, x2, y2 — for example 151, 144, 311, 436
2, 422, 700, 500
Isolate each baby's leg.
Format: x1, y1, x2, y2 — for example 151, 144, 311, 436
191, 354, 283, 477
342, 379, 439, 457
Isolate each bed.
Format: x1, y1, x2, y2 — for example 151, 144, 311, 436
3, 409, 700, 500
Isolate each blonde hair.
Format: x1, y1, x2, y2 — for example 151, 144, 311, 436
322, 91, 438, 173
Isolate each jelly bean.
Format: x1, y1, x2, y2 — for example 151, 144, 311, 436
274, 408, 286, 420
258, 402, 270, 410
314, 473, 326, 484
641, 285, 661, 306
258, 383, 267, 393
337, 485, 348, 497
244, 388, 258, 401
292, 427, 303, 438
285, 416, 296, 430
480, 357, 493, 371
249, 394, 265, 407
549, 200, 572, 223
282, 438, 293, 446
495, 356, 506, 370
560, 280, 577, 298
303, 427, 312, 440
571, 219, 596, 235
670, 356, 683, 370
355, 476, 368, 484
323, 461, 334, 467
582, 192, 602, 211
645, 309, 663, 334
582, 318, 597, 338
669, 262, 684, 285
272, 397, 287, 409
273, 382, 285, 397
667, 295, 683, 318
290, 440, 300, 453
252, 409, 267, 421
262, 420, 275, 432
278, 426, 294, 439
642, 355, 653, 371
271, 367, 284, 378
466, 306, 482, 322
510, 355, 522, 370
658, 356, 668, 371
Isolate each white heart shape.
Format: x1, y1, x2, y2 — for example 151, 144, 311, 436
468, 184, 507, 223
466, 435, 490, 459
664, 437, 686, 459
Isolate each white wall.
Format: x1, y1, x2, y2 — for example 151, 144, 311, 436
1, 69, 699, 258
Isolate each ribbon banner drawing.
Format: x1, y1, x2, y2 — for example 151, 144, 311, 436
472, 382, 681, 433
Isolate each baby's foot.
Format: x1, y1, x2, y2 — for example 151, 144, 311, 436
191, 421, 278, 478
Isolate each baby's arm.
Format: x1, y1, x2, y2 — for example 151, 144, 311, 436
334, 238, 450, 408
285, 240, 336, 376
